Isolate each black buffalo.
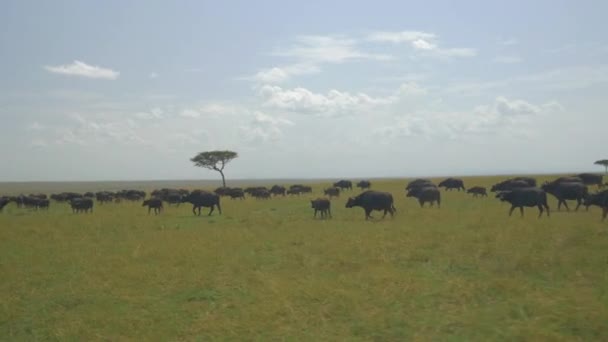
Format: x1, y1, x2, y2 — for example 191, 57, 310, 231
289, 185, 312, 195
356, 180, 371, 190
96, 191, 115, 204
181, 190, 221, 216
467, 186, 487, 197
270, 185, 286, 196
491, 177, 536, 192
583, 190, 608, 220
541, 181, 588, 211
0, 197, 9, 212
142, 198, 163, 215
70, 198, 94, 213
495, 188, 549, 217
333, 180, 353, 191
324, 187, 340, 198
311, 198, 331, 219
406, 179, 434, 191
228, 188, 245, 200
345, 190, 396, 220
406, 186, 441, 208
576, 173, 603, 188
438, 178, 465, 191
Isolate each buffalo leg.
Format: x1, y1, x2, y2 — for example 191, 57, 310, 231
419, 199, 424, 208
575, 199, 581, 211
313, 209, 317, 218
537, 205, 544, 218
546, 204, 550, 217
520, 207, 524, 217
328, 207, 332, 218
208, 206, 214, 216
602, 207, 608, 221
509, 206, 516, 216
562, 200, 570, 211
365, 208, 373, 220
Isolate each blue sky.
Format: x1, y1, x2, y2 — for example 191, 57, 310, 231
1, 0, 607, 181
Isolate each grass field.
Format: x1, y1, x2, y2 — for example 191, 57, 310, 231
1, 175, 608, 341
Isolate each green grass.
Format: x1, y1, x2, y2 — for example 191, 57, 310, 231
1, 175, 607, 341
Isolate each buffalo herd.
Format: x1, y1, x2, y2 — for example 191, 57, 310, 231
1, 174, 608, 221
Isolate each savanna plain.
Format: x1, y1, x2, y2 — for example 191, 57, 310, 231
1, 175, 607, 341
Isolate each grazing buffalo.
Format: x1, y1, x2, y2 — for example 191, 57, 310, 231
576, 173, 603, 188
583, 190, 608, 220
491, 178, 535, 192
333, 180, 353, 191
116, 190, 146, 201
289, 185, 312, 195
495, 188, 549, 218
552, 176, 583, 184
96, 191, 115, 204
270, 185, 286, 196
438, 178, 465, 191
250, 188, 271, 199
311, 198, 331, 219
70, 198, 93, 213
142, 198, 163, 215
407, 186, 441, 208
83, 192, 95, 198
0, 197, 9, 212
181, 190, 221, 216
467, 186, 487, 197
214, 187, 232, 196
356, 180, 371, 190
345, 190, 396, 220
406, 179, 434, 190
541, 181, 588, 211
324, 187, 340, 198
228, 188, 245, 200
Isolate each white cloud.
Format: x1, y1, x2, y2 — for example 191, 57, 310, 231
493, 56, 522, 64
26, 122, 46, 131
367, 30, 477, 58
252, 63, 320, 84
273, 35, 393, 64
148, 72, 159, 79
258, 85, 396, 116
367, 31, 437, 44
134, 107, 164, 120
45, 60, 119, 80
239, 111, 294, 143
374, 96, 562, 141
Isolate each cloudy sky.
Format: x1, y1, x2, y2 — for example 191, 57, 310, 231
1, 1, 607, 181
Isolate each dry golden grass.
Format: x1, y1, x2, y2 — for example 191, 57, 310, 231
1, 175, 607, 340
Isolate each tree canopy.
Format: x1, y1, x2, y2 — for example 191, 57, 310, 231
190, 150, 238, 187
594, 159, 608, 173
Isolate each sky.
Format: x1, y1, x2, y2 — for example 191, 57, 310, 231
1, 0, 607, 181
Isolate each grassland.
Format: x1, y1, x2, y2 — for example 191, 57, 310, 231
1, 175, 607, 341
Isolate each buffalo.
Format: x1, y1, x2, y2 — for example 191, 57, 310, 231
181, 190, 221, 216
356, 180, 371, 190
270, 185, 286, 196
406, 186, 441, 208
96, 191, 115, 204
142, 198, 163, 215
228, 188, 245, 200
70, 198, 93, 213
333, 180, 353, 191
406, 179, 434, 191
495, 188, 549, 217
541, 181, 588, 211
438, 178, 465, 191
0, 197, 9, 212
311, 198, 331, 219
345, 190, 396, 220
583, 190, 608, 220
289, 185, 312, 195
467, 186, 487, 197
576, 173, 603, 188
324, 187, 340, 198
491, 177, 536, 192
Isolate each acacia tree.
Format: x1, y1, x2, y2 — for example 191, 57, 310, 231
190, 150, 238, 187
594, 159, 608, 174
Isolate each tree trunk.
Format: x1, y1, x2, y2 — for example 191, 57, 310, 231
219, 170, 226, 187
